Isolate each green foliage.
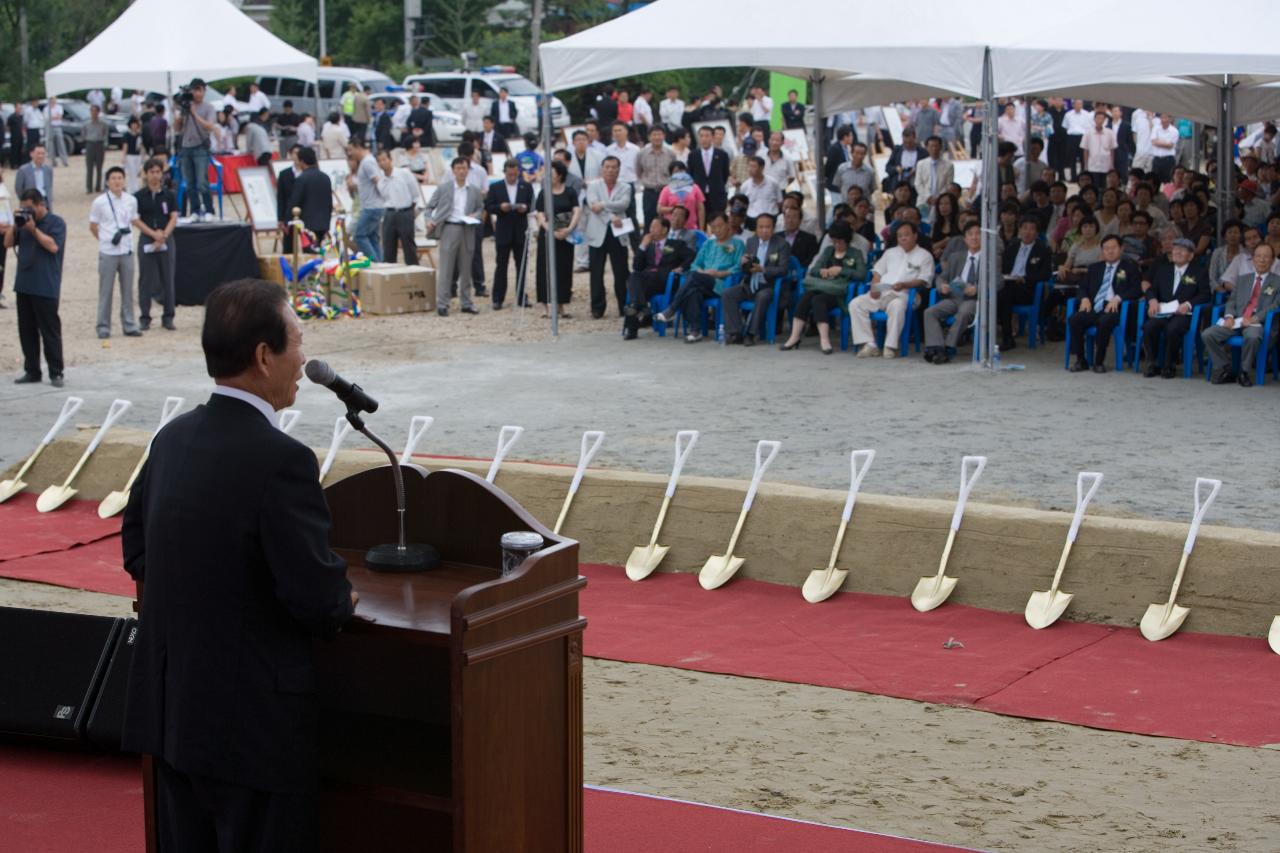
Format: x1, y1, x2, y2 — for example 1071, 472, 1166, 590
0, 0, 132, 99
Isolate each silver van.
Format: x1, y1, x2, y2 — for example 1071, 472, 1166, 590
256, 67, 396, 119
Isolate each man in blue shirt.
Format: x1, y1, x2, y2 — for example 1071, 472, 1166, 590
4, 188, 66, 386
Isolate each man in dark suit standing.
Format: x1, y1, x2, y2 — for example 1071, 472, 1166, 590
884, 127, 928, 194
781, 90, 805, 131
287, 147, 333, 249
484, 159, 533, 309
490, 87, 519, 139
997, 216, 1052, 350
372, 98, 395, 153
623, 214, 693, 339
687, 125, 730, 217
479, 116, 509, 157
1141, 238, 1210, 377
406, 95, 435, 148
276, 145, 299, 253
122, 279, 356, 851
823, 125, 852, 192
1069, 234, 1143, 373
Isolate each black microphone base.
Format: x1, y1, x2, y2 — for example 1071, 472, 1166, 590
365, 543, 441, 573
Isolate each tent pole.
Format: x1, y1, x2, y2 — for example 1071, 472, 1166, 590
540, 69, 558, 339
1217, 76, 1233, 241
811, 71, 826, 232
979, 49, 998, 370
1192, 122, 1201, 173
1022, 98, 1032, 193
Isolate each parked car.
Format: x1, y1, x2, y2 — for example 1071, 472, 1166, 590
255, 67, 398, 122
45, 99, 128, 152
367, 92, 465, 145
401, 68, 569, 134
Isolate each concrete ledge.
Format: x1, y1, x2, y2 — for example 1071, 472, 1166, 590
7, 433, 1279, 638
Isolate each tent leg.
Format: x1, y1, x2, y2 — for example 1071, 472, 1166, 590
540, 72, 558, 339
979, 50, 999, 371
1022, 98, 1032, 193
811, 71, 826, 232
1217, 76, 1234, 242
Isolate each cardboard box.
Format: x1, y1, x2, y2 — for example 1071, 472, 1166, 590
356, 263, 436, 315
257, 253, 287, 286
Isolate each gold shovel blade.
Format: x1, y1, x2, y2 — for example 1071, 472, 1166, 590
0, 478, 28, 504
97, 489, 130, 519
1268, 616, 1280, 655
698, 554, 745, 590
625, 544, 669, 581
1140, 602, 1190, 642
1025, 589, 1074, 630
36, 485, 78, 513
802, 568, 848, 604
911, 574, 957, 612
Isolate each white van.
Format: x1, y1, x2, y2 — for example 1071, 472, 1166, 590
256, 67, 396, 120
401, 69, 569, 134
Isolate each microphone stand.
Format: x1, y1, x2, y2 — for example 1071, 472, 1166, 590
344, 407, 439, 573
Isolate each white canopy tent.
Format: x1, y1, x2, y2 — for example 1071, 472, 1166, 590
44, 0, 317, 97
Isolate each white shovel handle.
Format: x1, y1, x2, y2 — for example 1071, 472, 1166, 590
566, 430, 605, 496
400, 415, 434, 464
841, 449, 876, 523
741, 439, 782, 513
277, 409, 301, 434
1183, 477, 1221, 555
664, 430, 700, 498
157, 396, 185, 429
41, 396, 84, 444
1066, 471, 1104, 543
86, 399, 133, 454
319, 416, 353, 481
949, 455, 987, 531
486, 425, 525, 483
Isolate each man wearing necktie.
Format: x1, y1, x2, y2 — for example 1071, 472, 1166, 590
997, 216, 1052, 350
923, 221, 982, 364
913, 136, 953, 212
722, 212, 791, 345
1141, 238, 1210, 378
1068, 234, 1142, 372
1202, 242, 1280, 386
622, 216, 693, 339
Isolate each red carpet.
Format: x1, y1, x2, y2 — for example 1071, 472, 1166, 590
0, 493, 121, 561
0, 746, 971, 853
579, 564, 1280, 748
0, 536, 134, 597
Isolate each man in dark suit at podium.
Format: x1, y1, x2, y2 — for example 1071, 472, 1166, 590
122, 278, 357, 852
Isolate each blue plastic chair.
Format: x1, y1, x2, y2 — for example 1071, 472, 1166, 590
737, 276, 784, 344
1203, 305, 1280, 385
1064, 297, 1135, 371
1133, 302, 1212, 377
793, 280, 855, 350
865, 286, 922, 356
170, 153, 225, 219
1011, 279, 1047, 349
674, 272, 740, 340
619, 269, 683, 338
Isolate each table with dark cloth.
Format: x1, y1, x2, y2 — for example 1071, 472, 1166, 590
174, 222, 260, 305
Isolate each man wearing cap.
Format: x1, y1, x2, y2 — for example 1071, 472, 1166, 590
1141, 238, 1210, 378
1239, 180, 1271, 230
1202, 242, 1280, 386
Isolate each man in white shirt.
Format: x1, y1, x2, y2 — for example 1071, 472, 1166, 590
762, 131, 795, 190
392, 98, 413, 142
245, 83, 271, 114
1131, 109, 1154, 172
851, 221, 933, 357
44, 96, 70, 167
89, 166, 141, 339
86, 89, 105, 111
296, 115, 316, 150
22, 98, 45, 149
376, 148, 421, 265
129, 91, 144, 118
1149, 114, 1180, 186
659, 87, 684, 137
1061, 100, 1092, 181
605, 121, 642, 236
1082, 110, 1117, 188
633, 88, 654, 134
741, 157, 780, 228
749, 85, 773, 127
460, 90, 486, 134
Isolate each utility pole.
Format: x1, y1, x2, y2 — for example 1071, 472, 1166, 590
404, 0, 420, 67
318, 0, 327, 60
19, 1, 29, 95
528, 0, 544, 82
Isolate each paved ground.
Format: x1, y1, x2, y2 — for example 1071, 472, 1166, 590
2, 325, 1276, 531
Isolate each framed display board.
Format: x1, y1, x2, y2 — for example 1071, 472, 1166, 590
237, 166, 278, 232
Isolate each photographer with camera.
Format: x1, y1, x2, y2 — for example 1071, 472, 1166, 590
173, 79, 217, 222
90, 165, 141, 339
4, 189, 66, 386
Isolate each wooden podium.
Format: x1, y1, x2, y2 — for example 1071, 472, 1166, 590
139, 465, 586, 852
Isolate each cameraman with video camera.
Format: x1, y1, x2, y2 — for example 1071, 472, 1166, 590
4, 188, 66, 386
173, 78, 217, 221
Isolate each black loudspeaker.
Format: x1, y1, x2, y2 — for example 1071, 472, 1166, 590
0, 606, 123, 744
86, 618, 138, 750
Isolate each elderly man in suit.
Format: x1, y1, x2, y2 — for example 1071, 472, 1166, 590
1069, 234, 1143, 373
14, 143, 53, 210
1141, 237, 1211, 378
1202, 241, 1280, 386
721, 211, 790, 345
923, 221, 983, 364
425, 156, 485, 316
622, 215, 694, 339
913, 135, 953, 213
485, 158, 534, 310
997, 216, 1052, 350
584, 155, 632, 318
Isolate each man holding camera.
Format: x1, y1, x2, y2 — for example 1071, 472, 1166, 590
173, 79, 217, 222
91, 166, 141, 339
4, 189, 66, 386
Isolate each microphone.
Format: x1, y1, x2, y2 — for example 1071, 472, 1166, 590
305, 360, 379, 414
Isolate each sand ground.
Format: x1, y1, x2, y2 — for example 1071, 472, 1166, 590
3, 155, 1280, 852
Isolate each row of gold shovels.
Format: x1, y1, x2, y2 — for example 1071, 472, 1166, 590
0, 402, 1261, 649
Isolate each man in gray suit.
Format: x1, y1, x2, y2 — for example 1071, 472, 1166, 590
721, 212, 789, 345
424, 157, 484, 316
923, 221, 983, 365
1202, 242, 1280, 386
14, 143, 53, 210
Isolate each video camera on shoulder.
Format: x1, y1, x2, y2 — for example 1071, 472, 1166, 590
175, 85, 195, 112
